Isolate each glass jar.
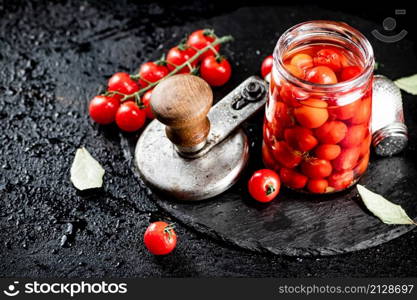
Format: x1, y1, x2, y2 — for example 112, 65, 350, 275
263, 21, 374, 194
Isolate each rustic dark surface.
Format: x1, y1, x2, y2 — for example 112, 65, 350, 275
1, 0, 417, 277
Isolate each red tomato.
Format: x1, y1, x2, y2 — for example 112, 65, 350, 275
329, 100, 361, 120
294, 98, 328, 128
305, 66, 338, 84
307, 179, 328, 194
138, 62, 169, 87
350, 97, 371, 125
314, 121, 347, 144
280, 168, 308, 189
115, 101, 146, 132
261, 55, 273, 78
271, 141, 303, 168
200, 56, 232, 87
290, 53, 314, 69
285, 64, 304, 79
315, 144, 341, 161
284, 127, 318, 152
141, 89, 155, 119
166, 46, 197, 73
144, 221, 177, 255
108, 72, 140, 100
327, 170, 354, 190
279, 82, 309, 107
89, 95, 120, 125
313, 48, 342, 72
339, 125, 367, 148
301, 158, 332, 179
248, 169, 281, 203
332, 147, 360, 171
360, 133, 372, 157
356, 152, 370, 175
262, 142, 278, 171
340, 66, 362, 81
186, 29, 219, 60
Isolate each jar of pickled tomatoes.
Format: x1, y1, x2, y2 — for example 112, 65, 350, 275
263, 21, 374, 194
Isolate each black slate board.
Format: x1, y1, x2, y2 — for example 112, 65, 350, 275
122, 6, 417, 256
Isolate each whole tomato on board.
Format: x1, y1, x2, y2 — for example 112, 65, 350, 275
89, 96, 120, 125
200, 56, 232, 87
248, 169, 281, 203
186, 29, 220, 60
144, 222, 177, 255
115, 101, 146, 132
261, 55, 273, 78
166, 46, 197, 73
138, 62, 169, 87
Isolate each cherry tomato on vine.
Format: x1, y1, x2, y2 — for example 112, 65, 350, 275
248, 169, 281, 203
166, 46, 197, 73
186, 29, 220, 60
115, 101, 146, 132
305, 66, 338, 84
144, 221, 177, 255
141, 89, 155, 119
261, 55, 273, 78
89, 95, 120, 125
138, 62, 169, 88
200, 56, 232, 87
108, 72, 140, 100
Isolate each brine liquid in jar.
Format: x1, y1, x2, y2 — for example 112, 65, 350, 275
263, 21, 374, 194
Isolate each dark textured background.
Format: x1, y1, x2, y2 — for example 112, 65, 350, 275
1, 0, 416, 277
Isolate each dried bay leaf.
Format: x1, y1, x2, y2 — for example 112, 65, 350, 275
70, 147, 105, 190
357, 184, 415, 225
394, 74, 417, 95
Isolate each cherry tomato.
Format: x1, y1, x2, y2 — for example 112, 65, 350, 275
89, 95, 120, 125
314, 121, 347, 144
340, 66, 362, 81
280, 168, 308, 189
115, 101, 146, 132
356, 152, 370, 175
141, 89, 155, 119
313, 48, 342, 72
315, 144, 341, 161
271, 141, 303, 168
279, 82, 309, 107
328, 170, 354, 190
360, 133, 372, 157
332, 147, 360, 171
305, 66, 338, 84
108, 72, 140, 100
262, 142, 278, 171
285, 64, 304, 79
301, 158, 332, 179
290, 53, 313, 69
307, 179, 328, 194
200, 56, 232, 87
138, 62, 169, 88
186, 29, 219, 60
294, 98, 328, 128
284, 127, 318, 152
339, 124, 367, 148
144, 221, 177, 255
261, 55, 273, 78
166, 46, 197, 73
329, 100, 361, 121
248, 169, 281, 203
350, 97, 371, 125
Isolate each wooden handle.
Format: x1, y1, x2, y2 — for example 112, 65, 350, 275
151, 74, 213, 153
